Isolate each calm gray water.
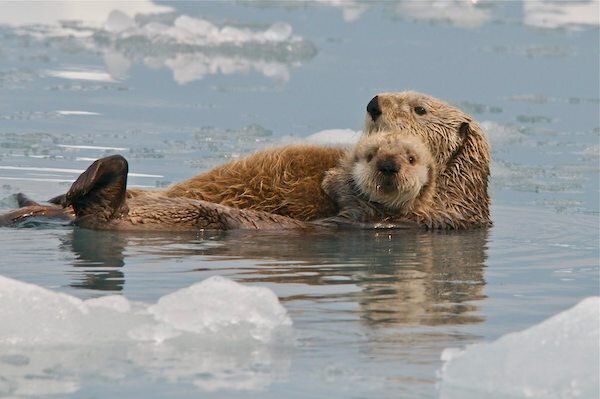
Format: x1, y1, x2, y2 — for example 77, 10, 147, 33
0, 1, 598, 398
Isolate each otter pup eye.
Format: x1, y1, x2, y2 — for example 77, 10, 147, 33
414, 106, 427, 116
366, 153, 374, 163
408, 156, 415, 165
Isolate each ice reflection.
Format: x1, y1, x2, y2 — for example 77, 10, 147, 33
0, 1, 172, 31
395, 0, 491, 29
61, 228, 489, 328
247, 0, 600, 31
523, 0, 600, 30
0, 3, 316, 84
97, 12, 315, 84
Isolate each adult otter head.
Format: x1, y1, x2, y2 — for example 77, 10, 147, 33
347, 133, 435, 213
363, 91, 491, 228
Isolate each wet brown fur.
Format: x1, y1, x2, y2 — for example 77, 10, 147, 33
133, 145, 345, 221
321, 133, 436, 223
150, 91, 490, 229
364, 91, 491, 229
63, 155, 309, 231
1, 91, 490, 230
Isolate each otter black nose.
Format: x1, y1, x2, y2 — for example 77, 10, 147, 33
367, 95, 382, 121
377, 158, 398, 176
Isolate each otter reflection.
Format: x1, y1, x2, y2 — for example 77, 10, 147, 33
62, 226, 488, 327
60, 229, 127, 291
199, 228, 488, 327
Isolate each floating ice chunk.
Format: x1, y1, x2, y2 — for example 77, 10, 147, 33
304, 129, 361, 146
481, 120, 524, 148
439, 297, 600, 399
0, 275, 292, 396
135, 15, 297, 47
396, 0, 490, 29
104, 10, 135, 33
0, 275, 291, 346
524, 0, 600, 30
582, 144, 599, 159
45, 68, 116, 82
0, 1, 172, 30
263, 22, 293, 42
149, 276, 292, 343
56, 110, 101, 116
0, 275, 139, 345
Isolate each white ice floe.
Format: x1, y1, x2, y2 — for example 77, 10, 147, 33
481, 120, 525, 147
0, 275, 293, 396
0, 1, 172, 31
45, 68, 116, 83
0, 274, 291, 345
439, 297, 600, 399
55, 110, 101, 116
112, 13, 296, 46
523, 0, 600, 30
100, 11, 310, 83
396, 0, 490, 29
304, 129, 361, 146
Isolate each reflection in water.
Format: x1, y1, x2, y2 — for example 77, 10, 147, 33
395, 0, 490, 29
0, 5, 317, 85
61, 229, 127, 291
63, 227, 488, 328
97, 12, 317, 84
523, 0, 600, 30
198, 229, 488, 327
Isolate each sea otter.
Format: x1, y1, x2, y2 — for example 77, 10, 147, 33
0, 132, 435, 231
1, 91, 490, 230
321, 133, 436, 224
148, 91, 490, 228
363, 92, 491, 229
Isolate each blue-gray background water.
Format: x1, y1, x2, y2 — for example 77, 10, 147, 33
0, 1, 598, 398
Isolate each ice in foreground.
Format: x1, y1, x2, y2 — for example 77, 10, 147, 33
0, 275, 293, 396
439, 297, 600, 399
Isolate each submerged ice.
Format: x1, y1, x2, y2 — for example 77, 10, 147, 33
0, 275, 293, 396
439, 297, 600, 399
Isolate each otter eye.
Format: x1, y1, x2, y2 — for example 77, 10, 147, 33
366, 153, 374, 163
414, 106, 427, 116
408, 156, 415, 165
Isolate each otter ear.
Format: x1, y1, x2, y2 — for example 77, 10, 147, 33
458, 122, 470, 139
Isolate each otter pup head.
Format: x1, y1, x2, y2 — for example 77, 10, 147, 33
348, 133, 435, 212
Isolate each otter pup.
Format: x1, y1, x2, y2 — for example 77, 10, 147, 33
320, 133, 435, 224
0, 135, 434, 231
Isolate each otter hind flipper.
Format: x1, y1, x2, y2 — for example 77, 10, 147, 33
65, 155, 129, 224
14, 193, 40, 207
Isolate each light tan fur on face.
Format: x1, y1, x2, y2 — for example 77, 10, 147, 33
364, 91, 491, 229
350, 134, 433, 211
321, 133, 436, 224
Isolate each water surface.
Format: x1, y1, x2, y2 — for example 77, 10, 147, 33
0, 1, 598, 398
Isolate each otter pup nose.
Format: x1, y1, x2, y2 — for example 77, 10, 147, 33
367, 96, 382, 121
377, 158, 398, 175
